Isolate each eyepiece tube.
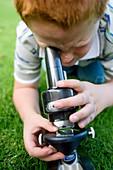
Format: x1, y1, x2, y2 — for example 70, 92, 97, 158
45, 47, 65, 88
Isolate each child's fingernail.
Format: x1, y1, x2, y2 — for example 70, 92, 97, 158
52, 126, 58, 131
72, 116, 79, 122
48, 150, 53, 155
79, 122, 85, 128
57, 81, 64, 86
54, 102, 61, 108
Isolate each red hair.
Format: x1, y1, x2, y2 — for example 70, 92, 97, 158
14, 0, 108, 29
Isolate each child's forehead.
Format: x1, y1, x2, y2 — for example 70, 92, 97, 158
32, 19, 99, 43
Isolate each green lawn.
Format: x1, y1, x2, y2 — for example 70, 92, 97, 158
0, 1, 113, 170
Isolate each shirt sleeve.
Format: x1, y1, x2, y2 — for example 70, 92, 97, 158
14, 21, 42, 84
99, 0, 113, 60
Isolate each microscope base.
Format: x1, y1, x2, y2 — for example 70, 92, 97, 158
58, 150, 83, 170
57, 150, 95, 170
58, 161, 83, 170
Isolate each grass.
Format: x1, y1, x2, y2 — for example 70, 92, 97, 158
0, 0, 113, 169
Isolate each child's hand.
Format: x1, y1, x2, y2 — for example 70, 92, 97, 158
23, 114, 64, 161
54, 79, 106, 128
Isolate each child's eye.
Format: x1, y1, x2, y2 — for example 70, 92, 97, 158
73, 43, 88, 49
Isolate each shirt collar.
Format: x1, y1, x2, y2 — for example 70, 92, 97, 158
80, 32, 99, 61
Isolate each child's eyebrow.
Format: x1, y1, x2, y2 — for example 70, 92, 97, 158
44, 36, 67, 43
75, 33, 96, 48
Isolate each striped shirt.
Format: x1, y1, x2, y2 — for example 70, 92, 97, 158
14, 0, 113, 84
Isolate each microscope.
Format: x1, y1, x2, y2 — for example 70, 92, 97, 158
39, 47, 95, 170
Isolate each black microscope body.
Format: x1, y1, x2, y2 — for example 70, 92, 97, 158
40, 47, 95, 169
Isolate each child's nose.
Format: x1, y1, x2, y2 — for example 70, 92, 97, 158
60, 52, 77, 65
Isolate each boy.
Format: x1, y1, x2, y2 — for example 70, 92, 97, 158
13, 0, 113, 164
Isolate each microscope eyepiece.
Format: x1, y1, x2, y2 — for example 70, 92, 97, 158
45, 47, 65, 88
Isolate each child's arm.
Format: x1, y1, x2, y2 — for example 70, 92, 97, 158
13, 80, 64, 161
54, 79, 113, 128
